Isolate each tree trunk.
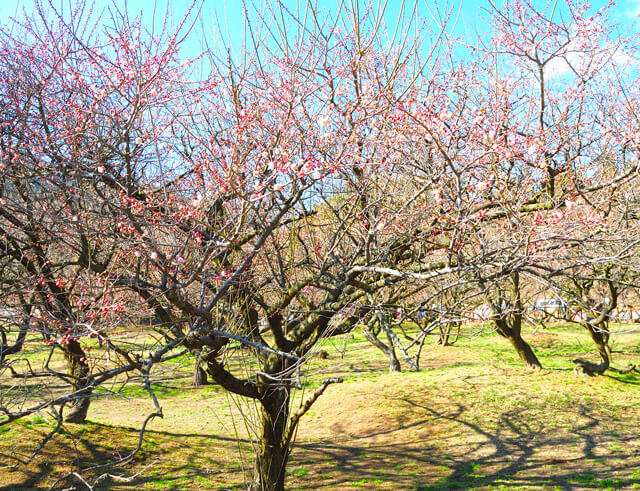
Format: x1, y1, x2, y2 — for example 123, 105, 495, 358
252, 387, 290, 491
492, 294, 542, 370
193, 359, 208, 386
582, 322, 611, 373
63, 340, 92, 423
437, 324, 452, 346
507, 332, 542, 370
385, 328, 401, 373
362, 328, 401, 373
387, 348, 401, 373
0, 321, 28, 364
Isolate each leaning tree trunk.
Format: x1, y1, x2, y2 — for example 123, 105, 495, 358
579, 321, 611, 374
493, 313, 542, 370
0, 322, 28, 365
362, 327, 401, 373
384, 328, 402, 373
252, 383, 291, 491
506, 330, 542, 370
63, 340, 92, 423
490, 272, 542, 370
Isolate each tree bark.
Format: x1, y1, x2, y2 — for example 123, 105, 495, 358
491, 273, 542, 370
506, 331, 542, 370
437, 327, 450, 346
385, 328, 401, 372
252, 386, 290, 491
193, 359, 208, 386
574, 276, 616, 375
581, 322, 611, 373
437, 322, 460, 346
362, 328, 401, 373
494, 321, 542, 369
63, 340, 92, 423
387, 348, 401, 373
0, 323, 28, 364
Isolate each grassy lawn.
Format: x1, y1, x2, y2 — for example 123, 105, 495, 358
1, 323, 640, 489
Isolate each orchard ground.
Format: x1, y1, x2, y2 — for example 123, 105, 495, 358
1, 324, 640, 490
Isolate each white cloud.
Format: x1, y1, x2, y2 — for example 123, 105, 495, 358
544, 15, 635, 80
545, 52, 576, 79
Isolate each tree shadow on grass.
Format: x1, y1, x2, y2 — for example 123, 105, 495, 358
286, 400, 640, 489
0, 421, 252, 490
3, 399, 640, 490
602, 372, 640, 386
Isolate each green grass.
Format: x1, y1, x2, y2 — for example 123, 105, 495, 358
2, 322, 640, 489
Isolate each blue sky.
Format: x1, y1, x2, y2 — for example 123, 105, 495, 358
0, 0, 638, 61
